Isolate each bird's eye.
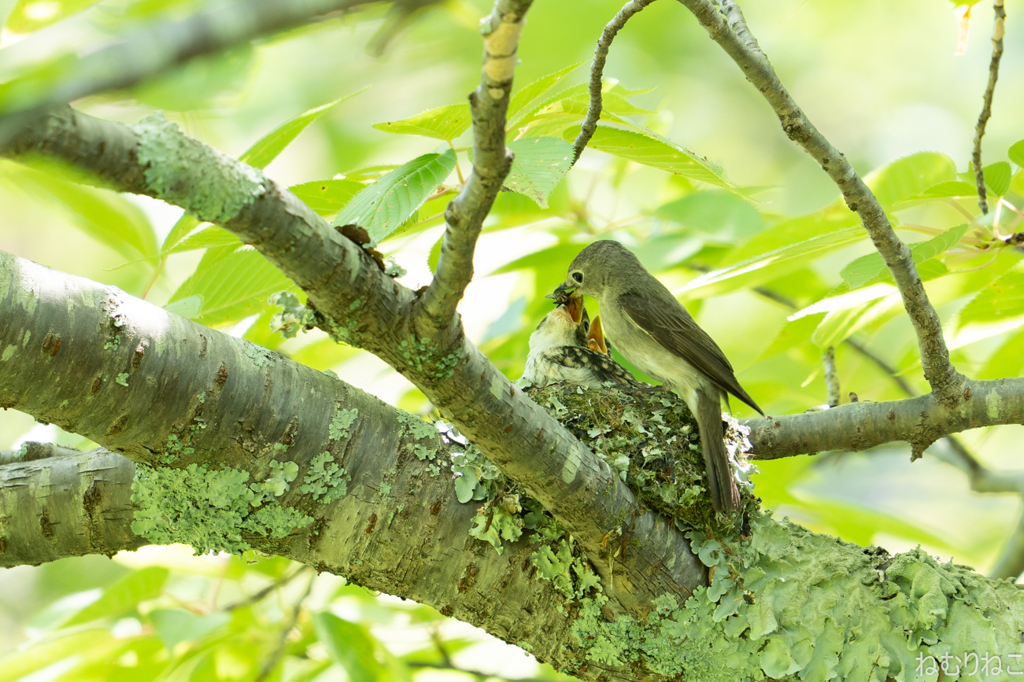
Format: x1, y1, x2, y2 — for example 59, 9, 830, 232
571, 272, 583, 284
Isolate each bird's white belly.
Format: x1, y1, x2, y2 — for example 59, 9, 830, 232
601, 306, 708, 406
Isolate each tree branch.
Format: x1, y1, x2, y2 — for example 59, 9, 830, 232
420, 0, 532, 325
0, 103, 708, 616
972, 0, 1006, 215
571, 0, 658, 165
4, 251, 1024, 674
0, 0, 394, 142
0, 251, 629, 678
745, 378, 1023, 460
674, 0, 965, 405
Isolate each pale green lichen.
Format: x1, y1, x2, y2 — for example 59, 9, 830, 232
115, 373, 130, 387
241, 342, 275, 369
397, 410, 439, 442
1, 345, 17, 362
562, 512, 1024, 681
131, 462, 312, 555
448, 383, 1024, 679
250, 459, 299, 502
131, 112, 266, 223
268, 291, 317, 339
329, 408, 358, 440
300, 451, 348, 503
160, 432, 193, 465
397, 335, 461, 381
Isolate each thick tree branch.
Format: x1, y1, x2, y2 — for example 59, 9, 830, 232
0, 110, 706, 618
745, 378, 1024, 460
972, 0, 1006, 215
0, 0, 394, 141
420, 0, 532, 325
571, 0, 657, 165
674, 0, 965, 405
0, 251, 632, 680
5, 251, 1024, 676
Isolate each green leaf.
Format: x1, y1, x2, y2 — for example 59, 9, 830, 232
982, 161, 1011, 197
504, 137, 573, 207
958, 268, 1024, 327
866, 152, 957, 209
493, 241, 584, 277
1009, 139, 1024, 167
0, 163, 158, 260
678, 226, 865, 297
167, 245, 296, 326
654, 191, 765, 243
149, 609, 230, 651
373, 103, 470, 142
507, 61, 586, 124
159, 92, 365, 255
241, 89, 367, 170
910, 180, 977, 200
290, 179, 365, 217
0, 630, 114, 682
135, 47, 255, 112
160, 214, 203, 256
165, 225, 243, 255
979, 328, 1024, 380
5, 0, 102, 33
839, 224, 968, 289
333, 149, 457, 243
571, 124, 729, 187
313, 613, 386, 682
64, 567, 169, 626
811, 295, 897, 348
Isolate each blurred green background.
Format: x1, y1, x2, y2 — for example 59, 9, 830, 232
2, 0, 1024, 678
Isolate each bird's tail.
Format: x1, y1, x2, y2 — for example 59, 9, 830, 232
695, 387, 740, 513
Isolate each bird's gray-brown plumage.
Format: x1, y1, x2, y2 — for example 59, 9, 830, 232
558, 240, 763, 512
522, 301, 643, 391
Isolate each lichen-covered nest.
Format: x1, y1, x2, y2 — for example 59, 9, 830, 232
525, 382, 759, 535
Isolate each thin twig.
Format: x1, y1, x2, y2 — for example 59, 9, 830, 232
822, 346, 840, 408
674, 0, 965, 405
571, 0, 658, 164
406, 661, 549, 682
988, 505, 1024, 580
256, 571, 316, 682
972, 0, 1006, 215
222, 565, 313, 611
420, 0, 533, 325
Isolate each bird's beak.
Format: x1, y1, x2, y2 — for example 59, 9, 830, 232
587, 316, 607, 354
550, 282, 576, 300
563, 295, 584, 324
550, 305, 574, 324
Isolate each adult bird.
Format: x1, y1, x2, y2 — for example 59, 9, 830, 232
521, 295, 643, 391
556, 240, 763, 512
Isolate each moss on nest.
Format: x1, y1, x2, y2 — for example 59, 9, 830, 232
526, 382, 758, 536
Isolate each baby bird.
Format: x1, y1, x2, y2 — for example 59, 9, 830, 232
522, 296, 643, 390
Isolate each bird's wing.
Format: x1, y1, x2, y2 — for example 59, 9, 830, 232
617, 292, 764, 415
